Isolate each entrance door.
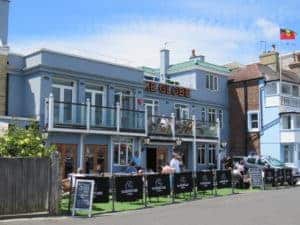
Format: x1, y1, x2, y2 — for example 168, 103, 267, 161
157, 148, 168, 172
84, 145, 107, 174
147, 148, 157, 172
55, 144, 77, 179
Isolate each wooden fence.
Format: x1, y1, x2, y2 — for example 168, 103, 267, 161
0, 153, 60, 217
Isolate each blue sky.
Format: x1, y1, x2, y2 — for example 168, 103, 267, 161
8, 0, 300, 67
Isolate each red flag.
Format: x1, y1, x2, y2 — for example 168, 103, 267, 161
280, 28, 296, 40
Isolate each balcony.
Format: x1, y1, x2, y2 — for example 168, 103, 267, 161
281, 96, 300, 109
45, 95, 219, 140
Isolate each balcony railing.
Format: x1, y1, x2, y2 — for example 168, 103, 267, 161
196, 121, 218, 138
175, 118, 194, 137
46, 95, 219, 139
147, 115, 173, 136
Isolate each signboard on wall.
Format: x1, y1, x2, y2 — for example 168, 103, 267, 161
147, 174, 171, 197
144, 81, 191, 98
115, 176, 143, 202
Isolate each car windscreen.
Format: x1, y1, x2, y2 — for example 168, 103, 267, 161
267, 157, 285, 167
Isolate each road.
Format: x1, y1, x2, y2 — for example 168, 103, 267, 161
2, 187, 300, 225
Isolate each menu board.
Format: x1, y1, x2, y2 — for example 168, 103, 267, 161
147, 174, 171, 197
115, 176, 143, 202
248, 168, 263, 188
173, 172, 193, 194
196, 171, 214, 191
72, 179, 94, 217
216, 170, 232, 189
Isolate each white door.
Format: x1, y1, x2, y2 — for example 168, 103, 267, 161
86, 89, 104, 126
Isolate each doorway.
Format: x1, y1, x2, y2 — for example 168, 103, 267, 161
147, 148, 157, 172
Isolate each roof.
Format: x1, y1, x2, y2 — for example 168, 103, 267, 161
141, 59, 230, 77
229, 63, 300, 83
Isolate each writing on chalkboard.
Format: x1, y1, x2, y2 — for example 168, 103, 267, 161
72, 179, 94, 218
249, 168, 263, 188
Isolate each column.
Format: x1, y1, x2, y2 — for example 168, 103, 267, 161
79, 134, 85, 170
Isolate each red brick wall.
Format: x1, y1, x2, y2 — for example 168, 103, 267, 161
228, 80, 260, 156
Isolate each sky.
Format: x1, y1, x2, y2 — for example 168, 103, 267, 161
7, 0, 300, 67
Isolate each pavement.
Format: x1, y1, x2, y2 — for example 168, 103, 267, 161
1, 187, 300, 225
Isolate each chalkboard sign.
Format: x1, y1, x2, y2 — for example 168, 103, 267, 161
173, 172, 193, 194
216, 170, 232, 188
72, 179, 94, 217
147, 174, 171, 197
76, 176, 110, 203
196, 171, 214, 191
115, 175, 143, 202
264, 168, 275, 185
275, 169, 284, 186
284, 168, 293, 185
248, 168, 263, 188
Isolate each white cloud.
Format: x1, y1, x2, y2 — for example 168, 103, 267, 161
256, 18, 280, 40
11, 19, 261, 68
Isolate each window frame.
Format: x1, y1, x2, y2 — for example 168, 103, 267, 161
206, 74, 219, 91
247, 110, 260, 132
208, 144, 216, 164
197, 144, 206, 164
174, 103, 190, 120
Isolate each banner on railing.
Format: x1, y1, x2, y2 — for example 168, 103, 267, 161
115, 175, 143, 202
264, 168, 275, 185
284, 168, 293, 185
196, 171, 214, 191
275, 169, 284, 186
173, 172, 193, 194
147, 174, 171, 197
216, 170, 232, 189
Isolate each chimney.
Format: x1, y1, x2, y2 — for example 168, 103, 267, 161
160, 48, 169, 83
189, 49, 205, 62
259, 44, 279, 72
0, 0, 9, 46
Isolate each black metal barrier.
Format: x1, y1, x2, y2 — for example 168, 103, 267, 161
68, 169, 297, 214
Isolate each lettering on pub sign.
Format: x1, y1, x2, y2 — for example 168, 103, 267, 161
216, 170, 232, 189
144, 81, 191, 98
174, 172, 193, 194
196, 171, 214, 191
115, 176, 143, 202
147, 174, 171, 197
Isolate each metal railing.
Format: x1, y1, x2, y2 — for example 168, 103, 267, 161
120, 108, 145, 132
147, 115, 173, 136
196, 121, 218, 138
281, 96, 300, 108
175, 118, 194, 137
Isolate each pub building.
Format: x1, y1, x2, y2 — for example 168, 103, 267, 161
0, 2, 229, 176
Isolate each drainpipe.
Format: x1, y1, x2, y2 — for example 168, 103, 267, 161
48, 93, 54, 130
192, 115, 197, 173
244, 81, 248, 156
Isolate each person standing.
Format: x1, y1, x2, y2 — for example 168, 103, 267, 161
170, 153, 180, 173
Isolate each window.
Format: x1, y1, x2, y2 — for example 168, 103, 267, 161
283, 145, 294, 163
113, 139, 134, 166
247, 111, 259, 132
206, 74, 218, 91
85, 84, 106, 126
208, 144, 216, 164
295, 115, 300, 129
52, 78, 76, 124
265, 82, 278, 95
281, 115, 292, 129
197, 144, 206, 164
200, 107, 206, 121
144, 99, 159, 118
114, 89, 135, 110
208, 108, 216, 123
292, 85, 299, 97
281, 83, 291, 95
218, 110, 223, 128
175, 104, 189, 120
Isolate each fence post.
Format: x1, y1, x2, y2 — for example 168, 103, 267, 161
116, 103, 120, 133
112, 175, 116, 212
171, 113, 175, 139
49, 151, 61, 215
86, 98, 91, 131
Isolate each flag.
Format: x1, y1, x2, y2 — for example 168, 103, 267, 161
280, 28, 296, 40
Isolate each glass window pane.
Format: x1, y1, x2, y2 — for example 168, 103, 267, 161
282, 84, 291, 95
214, 76, 218, 90
292, 86, 299, 97
113, 144, 119, 164
52, 87, 60, 101
85, 92, 92, 102
265, 82, 277, 95
120, 144, 127, 165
